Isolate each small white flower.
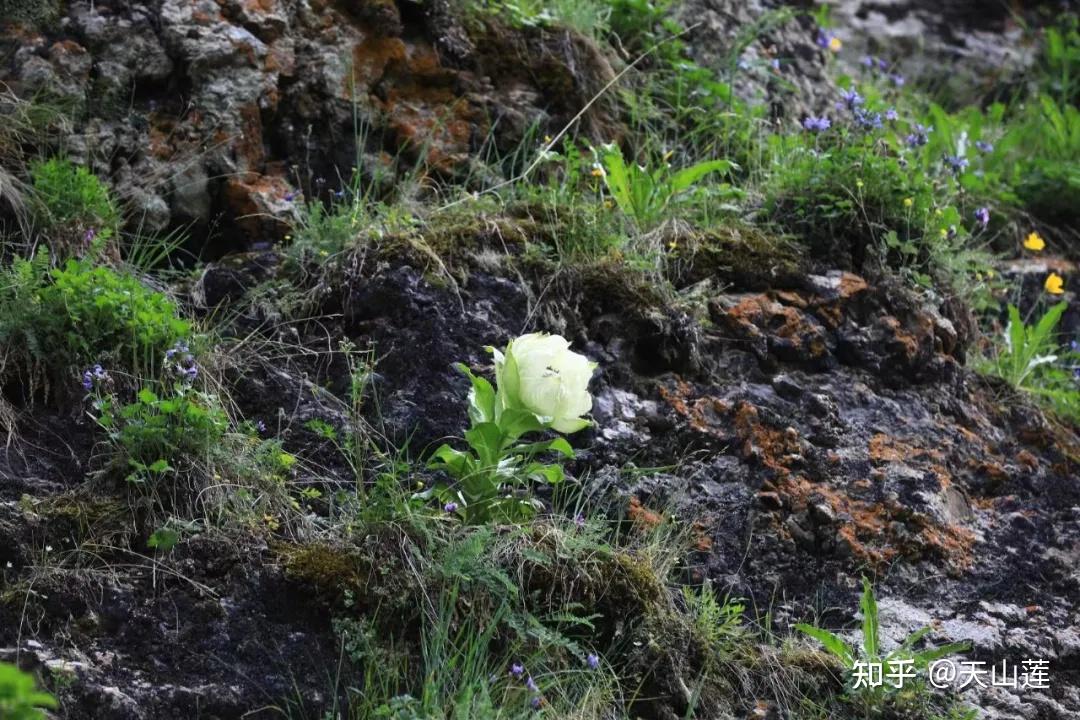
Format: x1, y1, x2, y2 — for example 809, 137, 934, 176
44, 545, 53, 553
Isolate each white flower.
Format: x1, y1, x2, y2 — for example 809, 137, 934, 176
493, 333, 596, 433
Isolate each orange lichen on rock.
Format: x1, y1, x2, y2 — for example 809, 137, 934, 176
627, 496, 664, 530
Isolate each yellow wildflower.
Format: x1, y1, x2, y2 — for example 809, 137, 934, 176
856, 179, 864, 189
1045, 272, 1065, 295
590, 166, 605, 178
903, 197, 913, 208
828, 36, 842, 52
1023, 232, 1045, 252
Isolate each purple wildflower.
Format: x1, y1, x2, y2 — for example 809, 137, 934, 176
165, 341, 189, 361
333, 190, 345, 199
839, 88, 865, 109
587, 653, 600, 669
283, 191, 298, 202
885, 107, 898, 121
816, 30, 830, 48
81, 364, 106, 391
770, 58, 781, 70
854, 108, 883, 130
890, 74, 905, 87
802, 116, 831, 132
944, 155, 969, 173
1071, 340, 1079, 352
256, 420, 267, 434
878, 57, 889, 71
530, 697, 542, 710
574, 513, 586, 528
975, 140, 994, 153
860, 55, 875, 68
975, 207, 990, 228
510, 663, 525, 678
83, 228, 97, 245
526, 676, 539, 693
183, 365, 198, 382
905, 123, 931, 148
443, 501, 458, 513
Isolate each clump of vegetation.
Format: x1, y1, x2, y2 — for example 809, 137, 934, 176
0, 254, 189, 398
978, 301, 1080, 422
425, 333, 595, 523
797, 578, 970, 716
0, 663, 57, 720
29, 158, 119, 256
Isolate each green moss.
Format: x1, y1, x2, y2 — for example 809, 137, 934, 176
669, 224, 807, 291
278, 541, 369, 601
0, 0, 64, 30
22, 494, 132, 547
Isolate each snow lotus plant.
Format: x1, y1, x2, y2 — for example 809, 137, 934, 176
425, 333, 596, 523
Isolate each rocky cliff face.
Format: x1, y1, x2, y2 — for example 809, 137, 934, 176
1, 1, 1077, 719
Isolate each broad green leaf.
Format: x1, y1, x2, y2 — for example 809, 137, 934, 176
454, 362, 496, 425
498, 408, 546, 442
795, 623, 854, 666
860, 577, 880, 659
669, 159, 735, 193
147, 528, 180, 551
465, 422, 504, 466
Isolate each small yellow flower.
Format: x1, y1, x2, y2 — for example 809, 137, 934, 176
903, 197, 913, 208
939, 228, 948, 238
543, 135, 553, 144
987, 269, 995, 279
934, 209, 943, 216
590, 166, 605, 178
828, 36, 842, 53
856, 179, 864, 189
668, 239, 678, 250
603, 199, 614, 209
1023, 232, 1045, 252
1045, 272, 1065, 295
662, 149, 675, 162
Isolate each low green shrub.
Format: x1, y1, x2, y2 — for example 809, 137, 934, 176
0, 255, 189, 398
977, 301, 1080, 422
0, 663, 57, 720
91, 377, 228, 486
29, 157, 118, 255
797, 578, 970, 715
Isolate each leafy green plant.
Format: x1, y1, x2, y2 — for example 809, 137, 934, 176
425, 333, 595, 523
978, 301, 1080, 421
30, 157, 118, 253
987, 302, 1069, 387
598, 143, 735, 230
0, 255, 189, 396
0, 663, 57, 720
681, 583, 746, 668
91, 366, 228, 487
796, 578, 969, 712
